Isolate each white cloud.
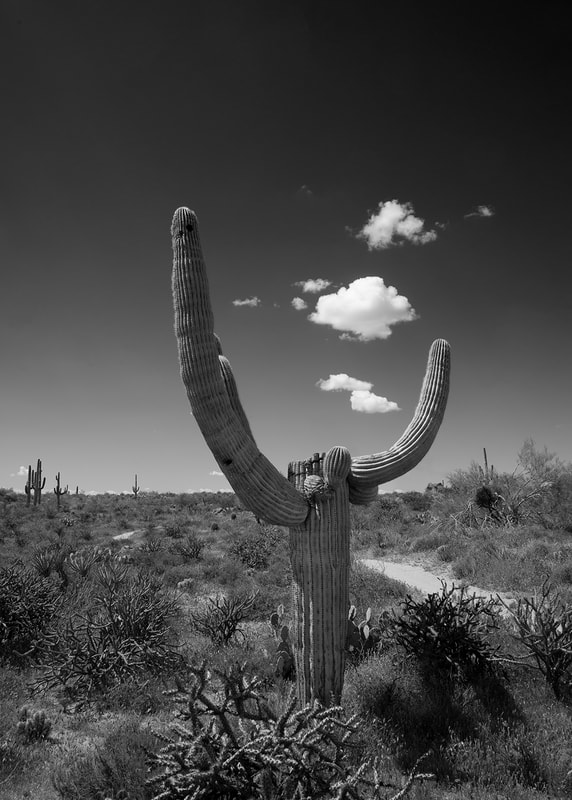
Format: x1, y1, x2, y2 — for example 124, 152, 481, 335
298, 184, 313, 197
317, 372, 399, 414
350, 390, 400, 413
357, 200, 437, 249
464, 205, 495, 219
308, 276, 416, 341
294, 278, 332, 294
291, 297, 308, 311
317, 373, 373, 392
10, 465, 28, 477
232, 297, 261, 307
209, 470, 224, 477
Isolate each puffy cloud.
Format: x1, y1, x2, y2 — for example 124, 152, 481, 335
209, 470, 224, 476
291, 297, 308, 311
308, 276, 416, 341
317, 373, 373, 392
357, 200, 437, 249
232, 297, 261, 307
350, 391, 400, 413
464, 205, 495, 219
317, 372, 399, 414
10, 465, 28, 477
294, 278, 332, 294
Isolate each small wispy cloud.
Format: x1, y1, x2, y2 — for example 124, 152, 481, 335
464, 205, 495, 219
317, 373, 400, 414
209, 470, 224, 477
291, 297, 308, 311
293, 278, 332, 294
357, 200, 437, 249
10, 465, 28, 477
232, 297, 261, 307
298, 184, 313, 197
308, 276, 417, 341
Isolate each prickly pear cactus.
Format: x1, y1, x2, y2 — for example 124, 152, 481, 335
171, 207, 450, 705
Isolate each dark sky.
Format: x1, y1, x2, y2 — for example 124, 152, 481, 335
2, 1, 572, 493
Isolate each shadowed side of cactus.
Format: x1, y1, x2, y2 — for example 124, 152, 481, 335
171, 207, 451, 706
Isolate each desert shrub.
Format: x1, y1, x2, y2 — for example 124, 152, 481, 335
147, 661, 432, 800
169, 533, 205, 561
499, 578, 572, 701
52, 718, 160, 800
0, 563, 63, 664
388, 581, 503, 683
31, 566, 182, 706
228, 530, 273, 569
189, 591, 258, 645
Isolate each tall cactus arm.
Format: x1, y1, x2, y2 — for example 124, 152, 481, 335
172, 207, 309, 527
349, 338, 451, 489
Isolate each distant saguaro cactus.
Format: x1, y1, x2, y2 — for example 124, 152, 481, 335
171, 207, 451, 706
53, 472, 68, 510
132, 474, 139, 498
25, 459, 46, 506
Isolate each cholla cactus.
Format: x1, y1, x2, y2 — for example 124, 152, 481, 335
171, 207, 451, 705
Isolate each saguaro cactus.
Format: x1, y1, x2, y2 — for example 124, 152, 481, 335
132, 474, 139, 498
53, 472, 69, 510
26, 459, 46, 506
171, 207, 451, 705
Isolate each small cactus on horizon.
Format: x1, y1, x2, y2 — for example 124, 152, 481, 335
53, 471, 69, 510
132, 473, 140, 498
25, 459, 46, 506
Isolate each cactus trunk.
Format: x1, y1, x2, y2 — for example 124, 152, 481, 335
288, 453, 350, 704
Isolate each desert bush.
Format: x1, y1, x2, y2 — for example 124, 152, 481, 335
228, 531, 273, 569
400, 491, 432, 513
189, 591, 258, 645
31, 567, 182, 706
499, 578, 572, 701
66, 546, 99, 578
146, 661, 432, 800
388, 581, 503, 683
52, 718, 160, 800
0, 563, 63, 664
169, 533, 205, 561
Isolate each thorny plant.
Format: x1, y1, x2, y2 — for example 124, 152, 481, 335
189, 592, 258, 646
146, 661, 433, 800
388, 581, 503, 683
30, 567, 182, 707
498, 577, 572, 701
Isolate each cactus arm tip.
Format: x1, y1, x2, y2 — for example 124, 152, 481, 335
350, 338, 451, 491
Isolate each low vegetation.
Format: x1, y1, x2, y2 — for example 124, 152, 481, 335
0, 440, 572, 798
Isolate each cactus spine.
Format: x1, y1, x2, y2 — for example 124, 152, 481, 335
53, 472, 68, 510
171, 207, 451, 705
26, 459, 46, 506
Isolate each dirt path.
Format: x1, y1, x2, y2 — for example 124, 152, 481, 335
359, 556, 518, 614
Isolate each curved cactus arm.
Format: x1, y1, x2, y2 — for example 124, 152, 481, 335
349, 338, 451, 489
171, 207, 309, 527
